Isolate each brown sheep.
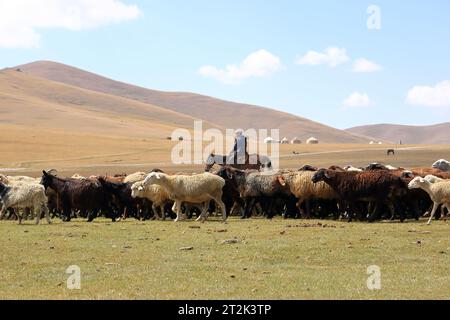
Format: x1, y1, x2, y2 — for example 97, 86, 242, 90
312, 169, 409, 222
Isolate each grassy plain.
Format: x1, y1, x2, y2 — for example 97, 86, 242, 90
1, 217, 450, 300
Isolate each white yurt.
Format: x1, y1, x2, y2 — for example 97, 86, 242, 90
281, 137, 290, 144
369, 141, 375, 145
264, 137, 275, 144
291, 137, 302, 144
306, 137, 319, 145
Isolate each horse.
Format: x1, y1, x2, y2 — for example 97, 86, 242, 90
205, 153, 272, 172
387, 149, 395, 156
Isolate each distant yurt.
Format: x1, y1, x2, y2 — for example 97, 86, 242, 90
264, 137, 276, 144
281, 137, 290, 144
306, 137, 319, 145
369, 141, 375, 145
291, 137, 302, 144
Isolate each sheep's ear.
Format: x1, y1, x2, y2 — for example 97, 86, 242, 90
138, 186, 144, 191
43, 170, 48, 177
278, 176, 286, 186
324, 171, 331, 179
155, 173, 162, 180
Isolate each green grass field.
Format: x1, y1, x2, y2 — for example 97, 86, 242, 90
1, 217, 450, 300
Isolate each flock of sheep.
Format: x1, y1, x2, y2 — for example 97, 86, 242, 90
0, 159, 449, 226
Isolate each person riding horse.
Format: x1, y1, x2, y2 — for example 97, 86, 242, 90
227, 129, 249, 165
205, 129, 272, 171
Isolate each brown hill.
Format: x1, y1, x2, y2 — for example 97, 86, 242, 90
16, 60, 369, 143
0, 68, 216, 138
0, 68, 227, 172
346, 123, 450, 144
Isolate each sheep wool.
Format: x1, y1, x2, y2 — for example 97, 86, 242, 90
0, 181, 51, 225
144, 172, 226, 222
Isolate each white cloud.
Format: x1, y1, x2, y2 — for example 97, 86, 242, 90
406, 81, 450, 108
352, 58, 382, 73
199, 49, 282, 84
0, 0, 141, 48
296, 47, 350, 67
342, 92, 373, 108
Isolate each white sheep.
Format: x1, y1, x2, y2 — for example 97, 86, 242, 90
385, 165, 399, 171
408, 177, 450, 225
0, 174, 39, 184
424, 175, 444, 184
423, 175, 447, 218
143, 172, 226, 222
432, 159, 450, 172
344, 166, 363, 172
124, 172, 147, 184
0, 181, 51, 225
131, 181, 172, 220
0, 175, 42, 220
71, 174, 87, 180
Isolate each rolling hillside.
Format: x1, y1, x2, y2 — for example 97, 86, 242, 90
0, 68, 222, 171
16, 60, 369, 143
346, 123, 450, 145
0, 68, 216, 138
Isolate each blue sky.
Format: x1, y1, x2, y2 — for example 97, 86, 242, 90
1, 0, 449, 129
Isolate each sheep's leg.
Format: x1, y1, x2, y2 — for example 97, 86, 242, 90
347, 203, 357, 223
151, 204, 160, 220
62, 205, 71, 222
304, 200, 311, 219
367, 202, 379, 222
220, 200, 227, 221
174, 201, 183, 222
172, 202, 177, 216
410, 200, 421, 221
0, 206, 6, 220
204, 201, 212, 220
295, 199, 305, 218
386, 200, 402, 223
160, 205, 166, 221
242, 198, 254, 219
254, 201, 263, 217
196, 201, 210, 223
43, 204, 52, 224
423, 204, 433, 217
265, 199, 276, 219
230, 202, 238, 216
439, 203, 449, 219
250, 199, 259, 218
443, 203, 450, 219
427, 203, 440, 225
212, 196, 227, 222
150, 204, 158, 221
87, 209, 98, 223
34, 206, 41, 225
